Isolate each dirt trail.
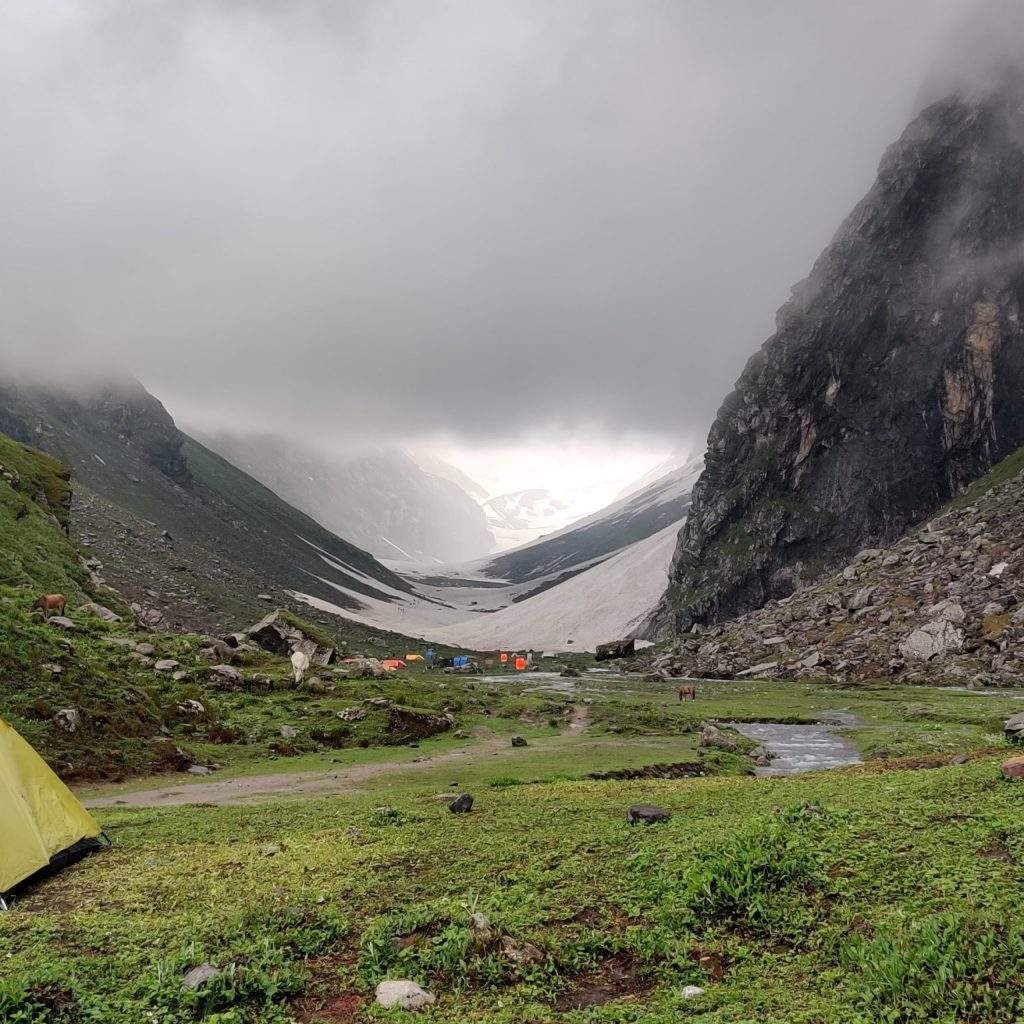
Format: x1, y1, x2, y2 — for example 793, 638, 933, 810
84, 707, 591, 809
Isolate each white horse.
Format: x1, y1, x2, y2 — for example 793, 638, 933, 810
291, 650, 311, 683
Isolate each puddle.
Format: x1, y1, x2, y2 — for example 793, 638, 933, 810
727, 719, 862, 776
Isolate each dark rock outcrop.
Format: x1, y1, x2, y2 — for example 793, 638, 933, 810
656, 76, 1024, 633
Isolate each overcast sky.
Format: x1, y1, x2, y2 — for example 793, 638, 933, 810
0, 0, 1004, 475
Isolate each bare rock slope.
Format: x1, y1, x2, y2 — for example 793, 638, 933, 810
650, 448, 1024, 686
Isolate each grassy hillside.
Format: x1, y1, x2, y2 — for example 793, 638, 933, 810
0, 435, 480, 780
0, 435, 85, 598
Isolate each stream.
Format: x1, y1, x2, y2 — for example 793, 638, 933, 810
728, 715, 863, 776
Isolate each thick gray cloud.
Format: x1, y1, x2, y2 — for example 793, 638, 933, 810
0, 1, 1006, 451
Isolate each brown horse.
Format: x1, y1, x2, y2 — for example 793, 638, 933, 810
32, 594, 67, 618
678, 684, 696, 702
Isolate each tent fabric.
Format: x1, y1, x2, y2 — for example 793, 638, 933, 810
0, 717, 102, 897
453, 655, 470, 669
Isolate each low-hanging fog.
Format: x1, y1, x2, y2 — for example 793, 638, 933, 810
0, 0, 1015, 478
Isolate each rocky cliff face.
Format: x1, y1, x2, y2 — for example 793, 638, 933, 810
655, 76, 1024, 633
645, 445, 1024, 688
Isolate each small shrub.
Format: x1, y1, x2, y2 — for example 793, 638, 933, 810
661, 814, 823, 936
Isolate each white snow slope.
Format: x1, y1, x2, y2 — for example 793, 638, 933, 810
291, 516, 684, 652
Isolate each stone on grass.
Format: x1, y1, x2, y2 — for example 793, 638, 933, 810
78, 602, 121, 622
155, 659, 180, 672
375, 979, 435, 1010
699, 723, 738, 751
134, 642, 156, 656
279, 724, 297, 738
1000, 755, 1024, 780
682, 984, 705, 999
627, 803, 670, 825
48, 616, 75, 631
510, 734, 528, 747
182, 963, 220, 990
54, 707, 81, 733
1004, 712, 1024, 741
500, 936, 544, 966
449, 793, 474, 813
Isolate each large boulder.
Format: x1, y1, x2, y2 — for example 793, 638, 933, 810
245, 610, 336, 666
899, 620, 964, 661
596, 638, 636, 661
1004, 712, 1024, 742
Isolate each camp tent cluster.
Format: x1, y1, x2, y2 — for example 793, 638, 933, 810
1, 717, 106, 908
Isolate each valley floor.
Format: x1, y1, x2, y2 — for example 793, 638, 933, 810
4, 672, 1024, 1023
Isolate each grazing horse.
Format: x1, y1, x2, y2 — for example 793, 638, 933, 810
32, 594, 66, 619
678, 684, 696, 702
291, 650, 311, 683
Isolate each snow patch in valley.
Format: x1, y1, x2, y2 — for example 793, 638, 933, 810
290, 518, 684, 652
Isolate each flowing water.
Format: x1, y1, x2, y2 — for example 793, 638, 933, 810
728, 717, 862, 776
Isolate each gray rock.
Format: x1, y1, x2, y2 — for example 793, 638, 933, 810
187, 765, 212, 775
510, 734, 528, 747
849, 586, 876, 611
154, 659, 180, 672
279, 724, 298, 739
628, 803, 671, 825
211, 664, 243, 685
78, 602, 121, 622
176, 698, 205, 715
1004, 712, 1024, 741
134, 642, 156, 656
449, 793, 474, 813
47, 616, 75, 631
899, 620, 964, 661
699, 723, 738, 751
54, 707, 81, 733
375, 979, 436, 1010
182, 963, 219, 991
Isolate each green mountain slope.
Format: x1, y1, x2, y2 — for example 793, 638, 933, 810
0, 378, 413, 636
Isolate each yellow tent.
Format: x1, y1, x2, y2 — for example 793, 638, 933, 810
1, 717, 104, 906
405, 653, 424, 662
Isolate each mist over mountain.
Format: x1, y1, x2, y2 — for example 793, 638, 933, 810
195, 432, 494, 564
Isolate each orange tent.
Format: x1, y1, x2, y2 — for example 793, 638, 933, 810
514, 656, 526, 671
382, 659, 406, 670
499, 652, 508, 663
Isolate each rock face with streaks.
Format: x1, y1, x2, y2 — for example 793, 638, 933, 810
655, 74, 1024, 634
